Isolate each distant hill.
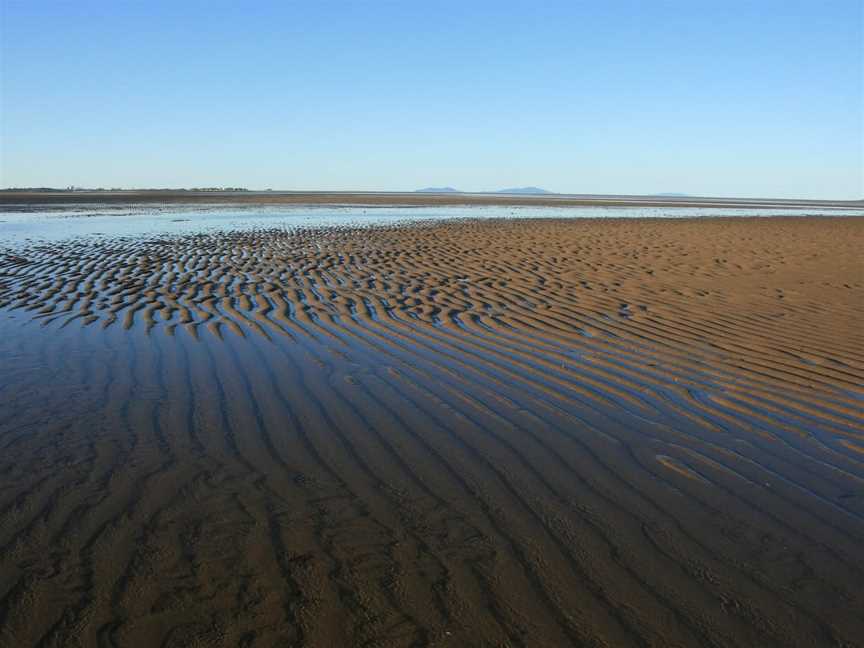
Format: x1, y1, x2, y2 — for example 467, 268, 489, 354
494, 187, 553, 195
415, 186, 555, 195
653, 193, 690, 197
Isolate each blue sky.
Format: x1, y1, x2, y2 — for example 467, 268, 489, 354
1, 1, 861, 198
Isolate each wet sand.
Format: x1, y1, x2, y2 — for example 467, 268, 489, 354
0, 216, 862, 647
2, 189, 862, 210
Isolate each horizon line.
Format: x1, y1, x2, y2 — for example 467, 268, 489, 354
1, 187, 861, 205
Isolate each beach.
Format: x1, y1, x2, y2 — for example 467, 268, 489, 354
1, 214, 862, 647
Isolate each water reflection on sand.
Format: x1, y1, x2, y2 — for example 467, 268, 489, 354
0, 213, 862, 647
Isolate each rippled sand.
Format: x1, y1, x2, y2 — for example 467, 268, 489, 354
1, 217, 862, 647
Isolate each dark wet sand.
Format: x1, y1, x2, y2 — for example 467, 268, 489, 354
1, 217, 863, 647
2, 189, 862, 209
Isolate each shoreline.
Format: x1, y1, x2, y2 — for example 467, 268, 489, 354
2, 189, 861, 210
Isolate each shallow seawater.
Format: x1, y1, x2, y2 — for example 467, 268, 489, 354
1, 213, 863, 647
1, 203, 862, 247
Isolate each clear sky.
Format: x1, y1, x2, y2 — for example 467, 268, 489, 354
1, 1, 861, 198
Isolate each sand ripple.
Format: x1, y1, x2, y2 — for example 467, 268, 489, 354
0, 217, 862, 647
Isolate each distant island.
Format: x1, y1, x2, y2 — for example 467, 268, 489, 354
653, 192, 690, 197
0, 186, 250, 192
493, 187, 554, 195
415, 186, 554, 195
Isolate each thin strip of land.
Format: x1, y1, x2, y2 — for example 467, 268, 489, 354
1, 189, 861, 209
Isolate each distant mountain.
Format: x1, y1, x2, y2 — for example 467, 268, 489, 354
494, 187, 553, 195
653, 193, 690, 197
414, 186, 555, 195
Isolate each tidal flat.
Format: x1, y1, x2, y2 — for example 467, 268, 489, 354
1, 207, 863, 647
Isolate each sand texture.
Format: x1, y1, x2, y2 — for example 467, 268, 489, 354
2, 189, 861, 209
0, 216, 862, 647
